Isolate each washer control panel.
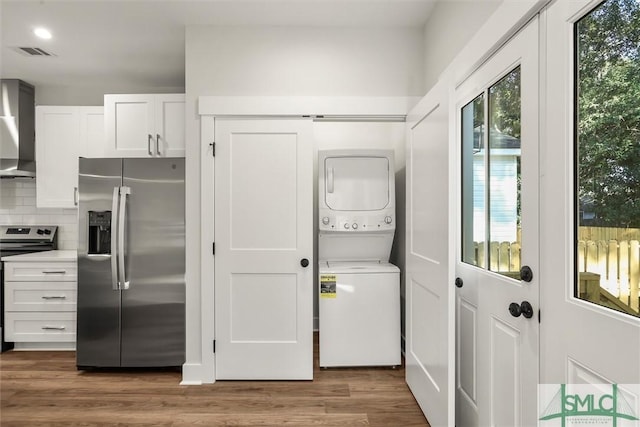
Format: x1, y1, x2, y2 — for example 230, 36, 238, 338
319, 214, 394, 231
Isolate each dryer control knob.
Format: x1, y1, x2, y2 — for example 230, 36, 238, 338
344, 223, 350, 230
322, 217, 330, 225
384, 216, 393, 224
352, 223, 358, 230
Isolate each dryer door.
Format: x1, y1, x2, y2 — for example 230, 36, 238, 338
324, 156, 389, 211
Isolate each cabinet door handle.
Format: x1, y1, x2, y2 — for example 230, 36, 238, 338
41, 295, 67, 300
42, 270, 66, 274
74, 187, 79, 206
42, 326, 66, 331
156, 134, 161, 156
148, 134, 153, 156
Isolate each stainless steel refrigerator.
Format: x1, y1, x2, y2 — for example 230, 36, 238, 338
77, 158, 185, 368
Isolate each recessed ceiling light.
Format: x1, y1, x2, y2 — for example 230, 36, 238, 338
34, 27, 52, 40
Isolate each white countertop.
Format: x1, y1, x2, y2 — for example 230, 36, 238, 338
1, 250, 76, 262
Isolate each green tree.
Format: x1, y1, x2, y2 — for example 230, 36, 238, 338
490, 67, 521, 140
577, 0, 640, 227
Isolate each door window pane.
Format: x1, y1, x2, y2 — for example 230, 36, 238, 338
461, 68, 522, 280
489, 68, 521, 278
576, 0, 640, 317
462, 95, 486, 267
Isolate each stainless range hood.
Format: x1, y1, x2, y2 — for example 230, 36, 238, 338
0, 79, 36, 178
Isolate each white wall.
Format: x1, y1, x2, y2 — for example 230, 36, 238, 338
186, 26, 425, 97
184, 24, 424, 382
0, 180, 78, 249
423, 0, 502, 91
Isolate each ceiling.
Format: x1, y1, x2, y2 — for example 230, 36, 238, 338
0, 0, 437, 94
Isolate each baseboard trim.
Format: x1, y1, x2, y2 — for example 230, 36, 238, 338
181, 363, 204, 385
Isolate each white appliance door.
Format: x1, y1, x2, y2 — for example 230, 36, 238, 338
214, 118, 313, 380
324, 156, 389, 211
319, 269, 400, 367
404, 81, 454, 427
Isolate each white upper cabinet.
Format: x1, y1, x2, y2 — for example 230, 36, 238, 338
156, 95, 185, 157
36, 106, 80, 209
36, 106, 105, 209
104, 94, 185, 158
79, 107, 105, 158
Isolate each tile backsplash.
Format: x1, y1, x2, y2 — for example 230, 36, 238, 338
0, 180, 78, 250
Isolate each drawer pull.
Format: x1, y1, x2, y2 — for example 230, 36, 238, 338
42, 270, 67, 274
41, 296, 67, 300
42, 326, 66, 331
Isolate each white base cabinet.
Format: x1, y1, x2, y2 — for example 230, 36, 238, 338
3, 260, 77, 348
104, 94, 185, 157
35, 106, 104, 209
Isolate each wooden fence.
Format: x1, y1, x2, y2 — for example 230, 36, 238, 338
579, 227, 640, 242
472, 237, 640, 316
577, 239, 640, 314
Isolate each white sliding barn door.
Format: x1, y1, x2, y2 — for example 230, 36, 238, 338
455, 18, 540, 427
214, 119, 314, 380
405, 82, 455, 427
541, 0, 639, 399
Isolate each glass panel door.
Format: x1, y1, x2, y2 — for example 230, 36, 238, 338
575, 0, 640, 318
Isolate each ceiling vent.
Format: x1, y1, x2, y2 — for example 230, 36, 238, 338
13, 47, 55, 57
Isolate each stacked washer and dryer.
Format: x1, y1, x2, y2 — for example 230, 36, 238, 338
318, 149, 401, 368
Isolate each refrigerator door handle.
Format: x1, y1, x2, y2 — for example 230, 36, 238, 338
111, 186, 120, 290
118, 186, 131, 290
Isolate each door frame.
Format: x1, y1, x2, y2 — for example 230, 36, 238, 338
190, 97, 417, 384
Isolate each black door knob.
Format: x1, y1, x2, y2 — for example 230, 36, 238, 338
509, 301, 534, 319
455, 277, 463, 288
520, 301, 534, 318
509, 302, 522, 317
300, 258, 309, 268
520, 265, 533, 282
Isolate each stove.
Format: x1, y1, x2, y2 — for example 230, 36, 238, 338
0, 225, 58, 352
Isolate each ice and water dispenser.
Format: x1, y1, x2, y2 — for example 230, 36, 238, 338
88, 211, 111, 254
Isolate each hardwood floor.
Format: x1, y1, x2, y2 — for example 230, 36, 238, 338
0, 338, 430, 427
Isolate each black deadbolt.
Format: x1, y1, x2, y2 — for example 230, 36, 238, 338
520, 265, 533, 282
300, 258, 309, 268
455, 277, 464, 288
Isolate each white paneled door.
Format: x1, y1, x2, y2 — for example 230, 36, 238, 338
541, 0, 639, 390
455, 18, 540, 427
214, 119, 313, 380
404, 82, 454, 427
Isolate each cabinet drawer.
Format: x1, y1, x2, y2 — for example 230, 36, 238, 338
5, 282, 77, 312
4, 312, 76, 342
4, 262, 77, 282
